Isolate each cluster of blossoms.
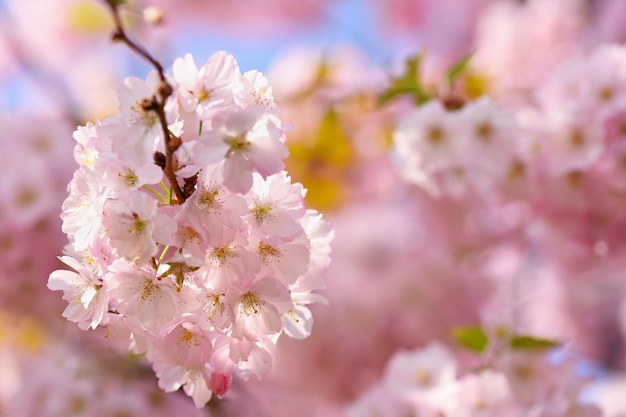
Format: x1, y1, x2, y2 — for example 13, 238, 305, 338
393, 44, 626, 266
393, 96, 521, 198
387, 43, 626, 416
47, 50, 333, 407
346, 342, 601, 417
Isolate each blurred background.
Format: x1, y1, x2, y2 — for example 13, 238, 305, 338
4, 0, 626, 416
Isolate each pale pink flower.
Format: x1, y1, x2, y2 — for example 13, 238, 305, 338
193, 107, 289, 193
200, 235, 260, 292
393, 100, 462, 194
383, 343, 457, 394
578, 45, 626, 118
176, 164, 247, 248
280, 209, 334, 339
281, 304, 315, 340
105, 71, 182, 166
494, 350, 557, 404
300, 209, 334, 272
235, 70, 279, 115
98, 153, 164, 194
229, 337, 277, 380
245, 172, 306, 244
72, 120, 106, 169
458, 97, 519, 179
172, 51, 239, 116
541, 110, 603, 175
61, 166, 108, 250
231, 277, 292, 340
47, 255, 109, 330
441, 370, 516, 417
102, 192, 175, 265
191, 287, 234, 331
253, 234, 310, 286
151, 321, 215, 408
106, 260, 181, 334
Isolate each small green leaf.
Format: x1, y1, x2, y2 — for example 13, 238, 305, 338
452, 326, 489, 353
447, 53, 473, 86
509, 335, 560, 351
378, 53, 432, 106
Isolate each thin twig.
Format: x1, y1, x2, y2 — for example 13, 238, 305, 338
104, 0, 186, 204
105, 0, 166, 83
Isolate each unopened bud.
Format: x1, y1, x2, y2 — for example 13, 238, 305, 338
442, 94, 465, 111
158, 82, 173, 99
154, 151, 166, 169
183, 174, 198, 197
143, 6, 164, 25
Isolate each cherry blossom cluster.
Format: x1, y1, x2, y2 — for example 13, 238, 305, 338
532, 44, 626, 197
346, 342, 601, 417
386, 42, 626, 417
47, 50, 333, 407
394, 44, 626, 207
393, 96, 521, 198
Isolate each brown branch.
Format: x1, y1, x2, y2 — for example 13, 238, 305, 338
104, 0, 186, 204
105, 0, 166, 83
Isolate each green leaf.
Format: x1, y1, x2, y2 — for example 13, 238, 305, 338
378, 53, 432, 106
509, 335, 560, 351
447, 53, 473, 86
452, 326, 489, 353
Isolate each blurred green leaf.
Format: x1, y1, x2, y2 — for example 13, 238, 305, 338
452, 326, 489, 353
509, 335, 560, 351
378, 53, 432, 106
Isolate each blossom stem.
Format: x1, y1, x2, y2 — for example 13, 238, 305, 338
141, 185, 168, 203
157, 245, 171, 267
104, 0, 187, 204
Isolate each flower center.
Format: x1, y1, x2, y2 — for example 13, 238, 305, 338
240, 292, 265, 316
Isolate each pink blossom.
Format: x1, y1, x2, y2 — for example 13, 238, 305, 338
245, 172, 306, 244
231, 277, 292, 340
172, 51, 239, 116
106, 260, 181, 335
104, 71, 182, 166
47, 255, 109, 330
194, 107, 289, 193
176, 164, 247, 248
151, 321, 215, 407
200, 235, 260, 292
102, 191, 175, 265
61, 166, 108, 251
